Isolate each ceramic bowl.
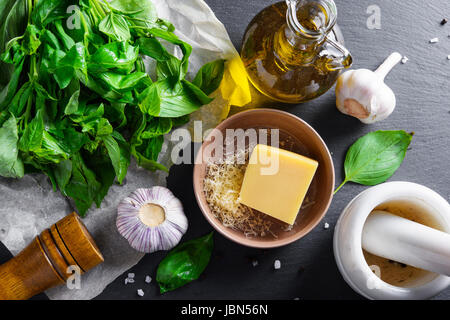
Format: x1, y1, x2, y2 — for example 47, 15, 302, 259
193, 109, 335, 248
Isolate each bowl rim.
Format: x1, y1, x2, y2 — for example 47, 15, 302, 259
193, 108, 335, 248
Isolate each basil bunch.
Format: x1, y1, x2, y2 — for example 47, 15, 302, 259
0, 0, 225, 215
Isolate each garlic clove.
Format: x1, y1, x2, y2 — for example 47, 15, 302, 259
117, 187, 188, 253
336, 69, 379, 119
360, 85, 396, 124
342, 98, 371, 119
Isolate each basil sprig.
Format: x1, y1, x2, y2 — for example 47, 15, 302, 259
335, 130, 413, 193
157, 232, 214, 294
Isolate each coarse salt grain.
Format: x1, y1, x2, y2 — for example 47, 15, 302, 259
430, 37, 439, 43
274, 260, 281, 270
125, 278, 129, 285
137, 289, 145, 297
127, 278, 135, 284
401, 56, 409, 64
324, 222, 330, 229
145, 275, 152, 283
128, 273, 135, 279
252, 260, 259, 267
447, 55, 450, 60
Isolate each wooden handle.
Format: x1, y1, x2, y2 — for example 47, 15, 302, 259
0, 213, 104, 300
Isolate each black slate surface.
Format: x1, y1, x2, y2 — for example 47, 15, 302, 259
1, 0, 450, 300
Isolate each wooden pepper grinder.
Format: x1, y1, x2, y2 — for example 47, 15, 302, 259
0, 212, 104, 300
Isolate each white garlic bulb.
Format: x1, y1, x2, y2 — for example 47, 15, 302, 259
117, 187, 188, 253
335, 52, 402, 124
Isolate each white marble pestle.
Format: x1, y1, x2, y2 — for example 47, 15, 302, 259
362, 211, 450, 277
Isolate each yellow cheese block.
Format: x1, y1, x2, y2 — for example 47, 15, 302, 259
239, 144, 318, 225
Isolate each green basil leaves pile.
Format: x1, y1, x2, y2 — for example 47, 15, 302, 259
335, 130, 413, 193
0, 0, 225, 216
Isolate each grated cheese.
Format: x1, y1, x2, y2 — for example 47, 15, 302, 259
203, 150, 274, 238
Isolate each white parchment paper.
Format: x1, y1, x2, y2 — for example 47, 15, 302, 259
0, 0, 238, 300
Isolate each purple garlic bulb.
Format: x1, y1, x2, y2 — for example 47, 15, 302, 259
117, 187, 188, 253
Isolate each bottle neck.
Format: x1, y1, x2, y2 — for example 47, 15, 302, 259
274, 0, 336, 67
274, 24, 323, 67
286, 0, 337, 37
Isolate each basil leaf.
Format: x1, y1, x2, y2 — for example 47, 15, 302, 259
1, 41, 25, 65
52, 42, 87, 89
18, 109, 44, 152
64, 89, 80, 115
8, 81, 31, 116
33, 131, 70, 163
97, 71, 148, 92
0, 58, 24, 110
128, 111, 167, 172
31, 0, 68, 28
62, 128, 88, 154
149, 28, 192, 79
47, 121, 88, 154
193, 59, 225, 95
141, 135, 164, 161
157, 55, 183, 81
138, 83, 160, 116
103, 133, 130, 184
52, 159, 72, 195
156, 79, 204, 118
335, 130, 413, 193
0, 113, 24, 178
105, 102, 127, 128
71, 104, 113, 138
54, 20, 75, 51
137, 37, 170, 61
99, 12, 131, 42
21, 24, 41, 55
41, 29, 61, 50
182, 80, 214, 105
141, 117, 172, 139
34, 82, 57, 101
157, 232, 214, 294
171, 115, 190, 127
64, 152, 101, 216
88, 41, 139, 74
109, 0, 158, 27
84, 148, 116, 207
133, 150, 168, 172
0, 0, 28, 90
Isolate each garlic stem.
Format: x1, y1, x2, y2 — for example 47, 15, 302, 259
374, 52, 402, 80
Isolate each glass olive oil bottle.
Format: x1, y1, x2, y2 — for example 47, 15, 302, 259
241, 0, 352, 104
